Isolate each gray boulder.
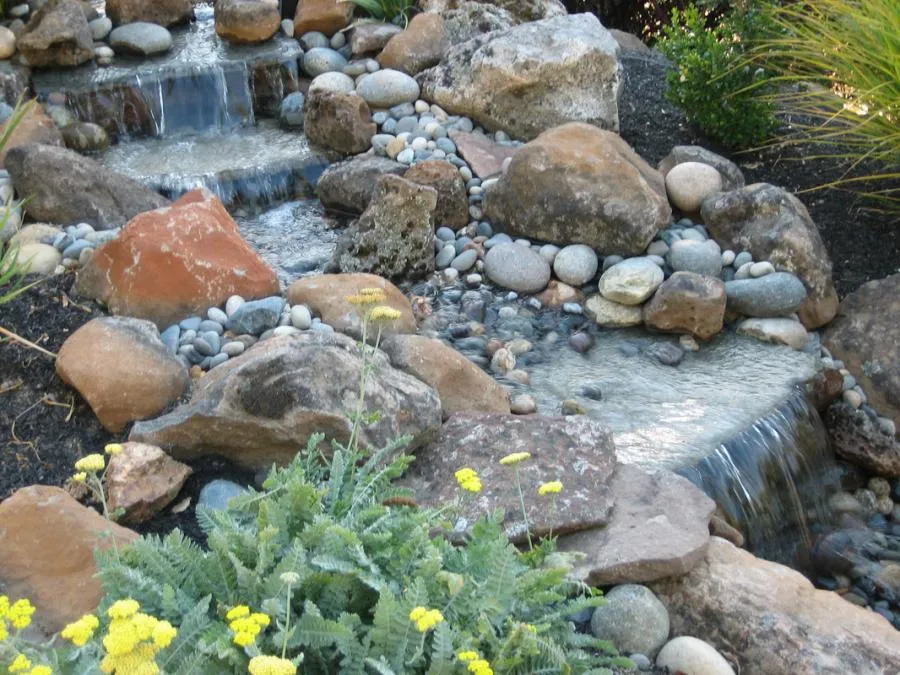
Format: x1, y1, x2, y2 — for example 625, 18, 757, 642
316, 155, 407, 215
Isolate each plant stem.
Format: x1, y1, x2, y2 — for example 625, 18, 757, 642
282, 583, 293, 659
347, 313, 370, 454
514, 466, 532, 551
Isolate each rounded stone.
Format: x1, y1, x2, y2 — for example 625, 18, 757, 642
8, 243, 61, 275
355, 69, 420, 108
668, 239, 723, 277
598, 257, 664, 306
749, 261, 776, 277
665, 162, 724, 213
553, 244, 599, 286
451, 249, 478, 272
109, 22, 173, 56
198, 479, 246, 512
290, 304, 312, 330
278, 92, 305, 128
309, 71, 355, 94
484, 242, 551, 294
300, 31, 330, 50
655, 636, 735, 675
0, 26, 16, 60
510, 393, 537, 414
724, 272, 807, 317
303, 48, 348, 78
225, 295, 245, 316
590, 584, 670, 658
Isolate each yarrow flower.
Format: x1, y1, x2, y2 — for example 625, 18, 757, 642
457, 651, 479, 662
369, 306, 402, 321
468, 659, 494, 675
408, 606, 444, 632
27, 668, 52, 675
226, 605, 250, 621
62, 613, 101, 647
228, 609, 271, 647
72, 472, 87, 483
74, 453, 105, 473
248, 655, 298, 675
99, 600, 176, 674
8, 654, 31, 673
499, 452, 531, 466
107, 600, 140, 621
345, 287, 387, 306
104, 443, 124, 456
5, 598, 36, 630
538, 481, 563, 496
454, 467, 482, 493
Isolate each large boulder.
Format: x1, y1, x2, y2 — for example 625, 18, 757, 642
416, 13, 622, 140
215, 0, 281, 44
439, 1, 515, 46
701, 184, 838, 329
105, 0, 193, 26
403, 159, 469, 228
0, 486, 139, 633
380, 334, 510, 418
316, 155, 407, 215
5, 144, 169, 229
56, 317, 190, 432
304, 89, 375, 155
399, 413, 618, 543
0, 103, 64, 168
331, 174, 437, 280
130, 332, 442, 470
484, 124, 670, 255
76, 189, 280, 328
287, 273, 417, 338
293, 0, 352, 37
16, 0, 94, 68
377, 13, 448, 76
650, 537, 900, 675
823, 273, 900, 435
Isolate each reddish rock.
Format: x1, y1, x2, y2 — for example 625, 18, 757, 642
56, 317, 189, 432
804, 368, 844, 413
537, 280, 583, 308
642, 271, 727, 341
105, 0, 193, 26
403, 159, 468, 228
350, 22, 402, 55
215, 0, 280, 44
294, 0, 352, 37
75, 189, 280, 328
0, 486, 138, 633
105, 442, 192, 524
377, 13, 448, 75
448, 129, 517, 178
0, 104, 63, 168
304, 89, 375, 155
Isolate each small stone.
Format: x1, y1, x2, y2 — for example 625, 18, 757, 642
749, 261, 776, 277
225, 295, 245, 316
207, 307, 228, 324
655, 636, 735, 675
590, 585, 670, 659
356, 69, 421, 108
598, 258, 664, 306
553, 244, 599, 286
721, 249, 736, 266
668, 239, 722, 277
490, 348, 516, 374
843, 389, 864, 409
226, 296, 285, 335
221, 341, 245, 357
109, 22, 173, 56
510, 394, 537, 415
647, 342, 684, 366
484, 243, 551, 294
303, 47, 348, 77
451, 249, 478, 272
290, 304, 312, 330
197, 479, 246, 512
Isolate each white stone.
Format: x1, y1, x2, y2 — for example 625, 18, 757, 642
5, 243, 61, 275
225, 295, 245, 317
290, 305, 312, 330
355, 69, 420, 108
89, 16, 113, 41
585, 294, 643, 327
281, 19, 294, 37
598, 257, 664, 306
737, 318, 809, 351
749, 261, 775, 277
553, 244, 599, 286
0, 26, 16, 59
721, 249, 735, 266
309, 71, 355, 94
665, 162, 724, 213
655, 636, 735, 675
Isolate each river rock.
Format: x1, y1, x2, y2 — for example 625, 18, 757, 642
350, 22, 402, 55
377, 13, 448, 76
590, 584, 670, 659
16, 0, 94, 67
585, 294, 643, 327
417, 13, 621, 140
293, 0, 352, 37
552, 244, 598, 286
484, 124, 670, 255
0, 103, 64, 168
403, 159, 468, 229
701, 184, 837, 328
278, 91, 305, 127
824, 273, 900, 436
667, 239, 722, 277
332, 174, 436, 280
309, 71, 355, 94
650, 537, 900, 674
109, 21, 173, 55
737, 317, 808, 350
538, 280, 583, 308
7, 223, 62, 247
665, 162, 723, 213
724, 272, 807, 318
598, 257, 664, 306
7, 242, 60, 274
559, 465, 715, 584
484, 242, 551, 294
302, 47, 347, 77
106, 442, 192, 525
316, 155, 406, 215
658, 145, 745, 192
76, 189, 279, 327
6, 144, 168, 228
380, 334, 510, 418
0, 486, 139, 634
56, 316, 190, 432
447, 129, 517, 179
215, 0, 280, 44
287, 273, 416, 338
398, 413, 617, 543
643, 272, 726, 340
105, 0, 192, 27
356, 69, 421, 108
130, 332, 441, 469
826, 402, 900, 477
60, 121, 109, 153
0, 26, 15, 59
304, 89, 375, 155
655, 636, 735, 675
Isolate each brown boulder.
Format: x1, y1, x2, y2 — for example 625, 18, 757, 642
294, 0, 352, 37
701, 184, 838, 329
129, 332, 442, 470
403, 160, 468, 228
0, 104, 63, 168
287, 273, 417, 338
0, 486, 138, 633
823, 273, 900, 434
643, 271, 726, 340
56, 317, 190, 432
399, 413, 618, 543
447, 129, 517, 179
75, 189, 280, 328
105, 0, 193, 26
316, 155, 407, 215
350, 22, 402, 56
380, 334, 510, 419
106, 442, 193, 524
825, 402, 900, 477
215, 0, 281, 44
484, 123, 670, 255
377, 13, 448, 76
650, 537, 900, 675
16, 0, 94, 68
304, 89, 375, 155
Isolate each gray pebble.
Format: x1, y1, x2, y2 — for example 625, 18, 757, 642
221, 341, 245, 357
207, 307, 228, 324
199, 319, 224, 335
208, 353, 229, 368
179, 316, 202, 331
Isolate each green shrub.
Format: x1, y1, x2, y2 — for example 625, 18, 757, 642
346, 0, 416, 27
656, 3, 779, 149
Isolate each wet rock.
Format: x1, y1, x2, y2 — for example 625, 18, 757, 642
737, 317, 809, 351
215, 0, 280, 43
585, 294, 643, 327
484, 124, 670, 255
598, 257, 664, 305
643, 271, 726, 340
109, 21, 173, 55
0, 486, 138, 633
17, 0, 94, 67
484, 242, 551, 294
826, 402, 900, 477
724, 272, 807, 318
378, 13, 448, 76
130, 332, 441, 470
304, 89, 375, 155
403, 160, 469, 229
590, 584, 670, 659
106, 442, 193, 525
0, 103, 63, 168
105, 0, 192, 27
399, 412, 617, 542
656, 636, 735, 675
293, 0, 353, 37
76, 189, 278, 328
658, 145, 745, 192
60, 121, 109, 152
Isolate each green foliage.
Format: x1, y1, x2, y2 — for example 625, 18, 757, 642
345, 0, 416, 27
94, 433, 625, 673
656, 3, 779, 149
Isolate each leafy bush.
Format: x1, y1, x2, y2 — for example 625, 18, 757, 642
346, 0, 416, 27
656, 2, 779, 149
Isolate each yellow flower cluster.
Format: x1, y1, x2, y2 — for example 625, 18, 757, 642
369, 305, 402, 321
227, 606, 271, 647
247, 655, 298, 675
105, 443, 124, 456
538, 481, 563, 496
8, 654, 51, 675
72, 472, 87, 483
345, 287, 387, 305
454, 468, 482, 493
61, 613, 100, 647
99, 599, 177, 674
408, 606, 444, 633
74, 453, 105, 473
499, 452, 531, 466
457, 651, 493, 675
0, 597, 35, 631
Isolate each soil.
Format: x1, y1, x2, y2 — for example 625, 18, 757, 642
1, 47, 897, 543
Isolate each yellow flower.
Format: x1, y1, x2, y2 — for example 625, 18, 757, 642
499, 452, 531, 466
249, 613, 271, 628
369, 305, 402, 321
468, 659, 493, 675
104, 443, 124, 456
360, 287, 386, 297
226, 605, 250, 621
345, 288, 385, 306
457, 651, 479, 662
408, 606, 426, 621
248, 655, 298, 675
0, 595, 8, 618
74, 453, 106, 473
538, 481, 562, 496
409, 607, 443, 632
26, 668, 52, 675
151, 621, 176, 649
8, 654, 31, 673
0, 622, 7, 642
61, 614, 100, 647
233, 631, 256, 647
9, 599, 36, 629
107, 599, 140, 620
454, 468, 482, 493
72, 472, 87, 483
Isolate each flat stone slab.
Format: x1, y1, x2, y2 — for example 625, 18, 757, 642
448, 130, 518, 178
400, 413, 617, 543
558, 464, 715, 585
